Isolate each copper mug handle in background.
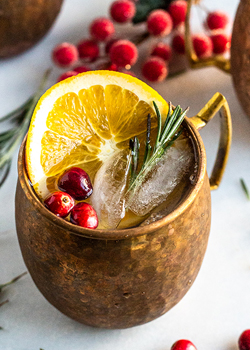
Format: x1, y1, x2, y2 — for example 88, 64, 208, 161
185, 0, 231, 73
189, 92, 232, 190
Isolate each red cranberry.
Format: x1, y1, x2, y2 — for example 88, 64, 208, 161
57, 70, 78, 82
171, 339, 197, 350
70, 202, 98, 229
52, 42, 79, 68
58, 167, 93, 200
44, 191, 74, 218
239, 330, 250, 350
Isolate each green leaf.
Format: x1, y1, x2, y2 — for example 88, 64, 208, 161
132, 0, 173, 24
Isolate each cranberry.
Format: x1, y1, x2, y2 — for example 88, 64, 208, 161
151, 42, 172, 61
172, 34, 185, 54
110, 0, 136, 23
192, 34, 213, 58
57, 71, 78, 82
52, 42, 79, 68
89, 17, 115, 41
73, 65, 90, 73
109, 39, 138, 67
44, 191, 74, 218
147, 9, 173, 37
239, 330, 250, 350
206, 11, 229, 31
210, 33, 231, 54
77, 39, 99, 62
171, 339, 197, 350
168, 0, 187, 27
58, 167, 93, 200
142, 57, 168, 82
70, 202, 98, 229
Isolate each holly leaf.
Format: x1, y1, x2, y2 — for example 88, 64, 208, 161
132, 0, 173, 24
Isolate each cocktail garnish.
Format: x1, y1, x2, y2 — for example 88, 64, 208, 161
127, 101, 189, 203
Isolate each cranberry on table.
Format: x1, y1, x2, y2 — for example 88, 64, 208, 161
77, 39, 99, 62
52, 42, 79, 68
172, 34, 185, 54
206, 11, 229, 30
110, 0, 136, 23
168, 0, 188, 27
151, 42, 172, 62
147, 9, 173, 37
171, 339, 197, 350
57, 71, 78, 82
109, 39, 138, 67
210, 33, 231, 54
89, 17, 115, 41
239, 330, 250, 350
192, 34, 213, 58
58, 167, 93, 201
70, 202, 98, 229
73, 65, 90, 73
44, 191, 74, 218
142, 57, 168, 82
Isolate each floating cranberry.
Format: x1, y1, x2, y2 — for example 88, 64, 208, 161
171, 339, 197, 350
58, 167, 93, 200
239, 330, 250, 350
70, 202, 98, 229
44, 191, 74, 218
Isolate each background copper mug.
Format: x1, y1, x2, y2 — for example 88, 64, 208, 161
15, 93, 232, 329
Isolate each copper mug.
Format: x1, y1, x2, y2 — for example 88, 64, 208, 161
15, 93, 232, 329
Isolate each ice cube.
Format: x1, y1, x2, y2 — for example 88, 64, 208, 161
90, 149, 131, 229
127, 138, 194, 217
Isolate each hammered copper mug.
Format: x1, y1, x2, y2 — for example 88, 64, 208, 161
15, 92, 232, 329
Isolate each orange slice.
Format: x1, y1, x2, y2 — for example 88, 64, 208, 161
25, 70, 169, 196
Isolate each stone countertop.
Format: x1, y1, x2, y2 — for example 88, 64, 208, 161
1, 0, 250, 349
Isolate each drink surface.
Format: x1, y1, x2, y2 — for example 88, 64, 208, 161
32, 126, 195, 229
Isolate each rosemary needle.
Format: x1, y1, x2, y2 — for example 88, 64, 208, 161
240, 178, 250, 200
0, 69, 51, 188
127, 101, 188, 204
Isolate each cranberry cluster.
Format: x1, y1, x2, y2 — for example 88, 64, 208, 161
171, 329, 250, 350
51, 0, 230, 83
44, 167, 98, 229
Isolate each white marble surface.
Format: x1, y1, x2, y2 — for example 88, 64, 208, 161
1, 0, 250, 349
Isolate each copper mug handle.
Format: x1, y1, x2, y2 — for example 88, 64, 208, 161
189, 93, 232, 190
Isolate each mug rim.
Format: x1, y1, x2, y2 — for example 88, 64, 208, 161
17, 117, 207, 240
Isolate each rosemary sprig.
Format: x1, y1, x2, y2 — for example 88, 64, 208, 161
127, 101, 188, 203
240, 178, 250, 200
0, 70, 50, 188
0, 272, 27, 307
